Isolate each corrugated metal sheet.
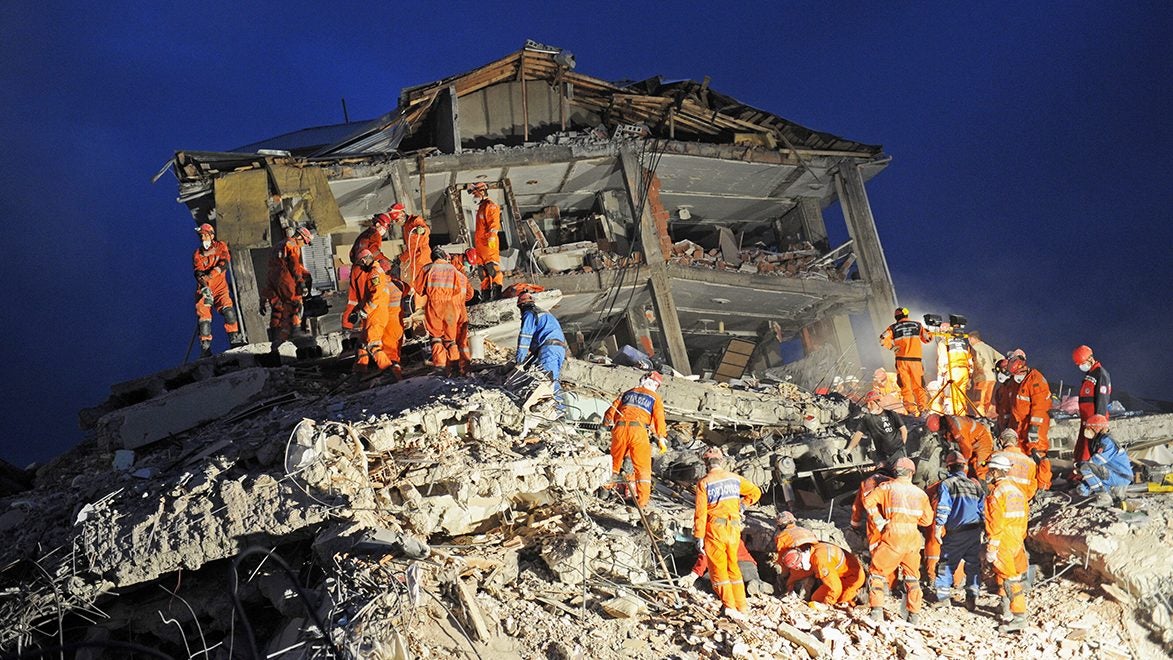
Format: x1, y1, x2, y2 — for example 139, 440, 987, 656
301, 233, 337, 293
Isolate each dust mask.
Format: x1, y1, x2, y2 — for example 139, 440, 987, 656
799, 550, 812, 572
1078, 362, 1091, 373
640, 378, 659, 392
201, 239, 212, 249
1013, 374, 1025, 383
1083, 428, 1095, 439
996, 373, 1009, 383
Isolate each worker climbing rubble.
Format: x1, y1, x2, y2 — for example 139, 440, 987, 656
1072, 345, 1112, 464
469, 182, 504, 300
863, 456, 933, 624
421, 247, 462, 375
347, 249, 401, 376
693, 447, 762, 619
260, 226, 313, 355
931, 450, 986, 610
782, 540, 866, 608
1074, 415, 1133, 497
926, 413, 994, 479
603, 371, 667, 508
984, 453, 1030, 633
1008, 356, 1053, 491
879, 307, 933, 415
192, 222, 244, 357
992, 428, 1038, 501
844, 391, 907, 464
515, 292, 568, 411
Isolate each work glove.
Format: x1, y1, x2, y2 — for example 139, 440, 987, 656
347, 311, 359, 325
259, 300, 269, 315
933, 527, 944, 545
655, 437, 669, 454
1029, 449, 1044, 466
678, 573, 699, 589
985, 548, 997, 565
1076, 482, 1091, 497
1027, 427, 1040, 444
695, 538, 704, 553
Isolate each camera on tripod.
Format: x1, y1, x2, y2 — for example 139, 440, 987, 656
924, 314, 968, 336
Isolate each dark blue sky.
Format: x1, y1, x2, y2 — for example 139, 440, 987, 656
2, 2, 1169, 466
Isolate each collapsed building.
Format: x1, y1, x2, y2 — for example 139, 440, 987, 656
163, 41, 896, 384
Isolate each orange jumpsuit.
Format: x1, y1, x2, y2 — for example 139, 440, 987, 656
994, 447, 1038, 501
421, 259, 461, 368
193, 240, 239, 342
863, 475, 933, 614
986, 477, 1029, 616
923, 481, 942, 580
1012, 369, 1052, 491
948, 416, 995, 480
809, 542, 866, 605
774, 524, 815, 589
399, 215, 431, 302
452, 260, 475, 372
351, 262, 396, 370
694, 468, 762, 612
851, 471, 892, 551
937, 334, 974, 415
880, 320, 933, 415
349, 227, 385, 264
604, 386, 666, 507
474, 197, 503, 291
262, 238, 310, 344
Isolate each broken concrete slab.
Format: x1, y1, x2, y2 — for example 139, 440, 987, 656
1046, 412, 1173, 454
95, 367, 270, 449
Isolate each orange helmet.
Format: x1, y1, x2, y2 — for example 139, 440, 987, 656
467, 182, 488, 194
356, 249, 374, 262
464, 248, 481, 265
645, 371, 664, 385
196, 223, 215, 236
1072, 345, 1094, 365
786, 527, 818, 548
863, 390, 880, 404
945, 450, 967, 467
776, 511, 797, 528
701, 446, 724, 461
1085, 414, 1109, 432
373, 213, 392, 228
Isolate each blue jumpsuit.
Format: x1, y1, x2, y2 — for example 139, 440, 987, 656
516, 307, 567, 409
933, 470, 986, 600
1077, 434, 1132, 495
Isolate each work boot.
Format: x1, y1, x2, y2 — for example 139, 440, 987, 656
1000, 594, 1012, 622
867, 607, 883, 622
491, 283, 503, 301
965, 593, 977, 612
228, 331, 246, 348
999, 614, 1027, 633
906, 612, 920, 625
724, 607, 747, 622
200, 339, 213, 359
390, 364, 403, 382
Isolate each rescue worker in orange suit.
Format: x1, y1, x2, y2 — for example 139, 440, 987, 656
604, 371, 667, 508
396, 205, 432, 309
968, 331, 1004, 418
933, 322, 975, 415
1008, 356, 1052, 491
260, 227, 313, 355
460, 248, 485, 304
931, 450, 986, 611
863, 456, 934, 624
992, 429, 1038, 500
192, 223, 244, 357
1072, 345, 1112, 464
879, 307, 933, 416
681, 537, 769, 596
469, 182, 504, 300
984, 454, 1030, 633
992, 358, 1017, 434
349, 212, 392, 264
850, 461, 893, 557
347, 250, 403, 376
450, 252, 476, 375
773, 513, 817, 596
421, 247, 462, 374
922, 479, 943, 587
782, 541, 866, 607
694, 447, 762, 618
926, 414, 994, 480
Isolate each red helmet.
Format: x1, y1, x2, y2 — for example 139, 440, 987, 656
925, 414, 941, 433
894, 307, 909, 320
863, 390, 880, 404
356, 249, 373, 262
373, 213, 392, 228
464, 248, 481, 265
1085, 414, 1109, 432
894, 457, 915, 473
388, 202, 406, 219
645, 371, 664, 385
196, 223, 215, 236
1007, 356, 1028, 375
701, 446, 724, 461
782, 549, 804, 571
1072, 345, 1094, 366
296, 227, 313, 244
516, 292, 535, 307
945, 450, 967, 467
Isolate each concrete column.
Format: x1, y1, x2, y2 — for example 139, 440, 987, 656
834, 160, 897, 341
618, 149, 692, 375
825, 314, 861, 377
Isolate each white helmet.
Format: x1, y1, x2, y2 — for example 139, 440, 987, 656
986, 454, 1012, 472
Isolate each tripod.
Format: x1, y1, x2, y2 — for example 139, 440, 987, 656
926, 377, 983, 417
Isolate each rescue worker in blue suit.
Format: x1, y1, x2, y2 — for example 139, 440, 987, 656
514, 292, 568, 410
931, 450, 986, 611
1076, 415, 1133, 496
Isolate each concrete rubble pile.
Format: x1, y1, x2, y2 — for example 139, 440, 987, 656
668, 239, 850, 281
1, 355, 1171, 659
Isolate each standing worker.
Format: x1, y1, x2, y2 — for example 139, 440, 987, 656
931, 451, 986, 611
1008, 356, 1053, 491
1072, 345, 1112, 464
984, 454, 1030, 633
934, 322, 975, 415
451, 252, 476, 375
347, 250, 401, 375
397, 204, 432, 308
515, 292, 568, 410
851, 461, 893, 555
421, 247, 462, 374
863, 457, 933, 624
260, 227, 313, 355
926, 414, 994, 479
992, 429, 1038, 501
192, 223, 244, 357
1074, 415, 1132, 497
992, 358, 1017, 434
844, 391, 908, 464
879, 307, 933, 416
694, 447, 762, 619
969, 331, 1004, 418
603, 372, 667, 508
350, 211, 392, 264
469, 182, 504, 301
